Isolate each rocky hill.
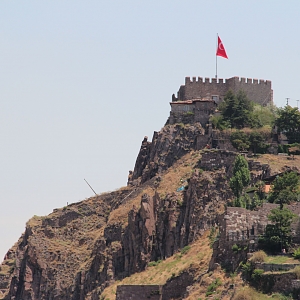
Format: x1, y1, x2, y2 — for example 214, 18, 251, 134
1, 111, 300, 299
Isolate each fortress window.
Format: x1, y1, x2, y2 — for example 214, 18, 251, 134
212, 95, 219, 103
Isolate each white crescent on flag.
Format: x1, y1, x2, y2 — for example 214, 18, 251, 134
216, 36, 228, 59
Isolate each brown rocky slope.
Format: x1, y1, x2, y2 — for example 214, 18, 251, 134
0, 123, 298, 300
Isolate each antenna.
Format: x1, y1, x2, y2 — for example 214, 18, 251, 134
297, 100, 299, 109
84, 178, 97, 196
286, 98, 290, 105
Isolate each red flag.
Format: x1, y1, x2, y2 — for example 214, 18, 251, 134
216, 36, 228, 59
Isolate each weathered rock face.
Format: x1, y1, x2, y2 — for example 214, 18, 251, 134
1, 147, 241, 300
0, 189, 132, 300
121, 160, 237, 277
130, 123, 207, 185
0, 112, 285, 300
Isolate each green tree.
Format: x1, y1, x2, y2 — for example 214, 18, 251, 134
259, 207, 296, 253
276, 105, 300, 143
230, 155, 251, 200
252, 104, 276, 128
230, 131, 250, 151
249, 131, 267, 154
268, 171, 300, 205
210, 115, 230, 130
221, 90, 254, 129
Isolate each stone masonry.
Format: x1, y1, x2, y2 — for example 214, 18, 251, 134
174, 76, 273, 106
169, 76, 273, 128
116, 285, 162, 300
219, 203, 300, 245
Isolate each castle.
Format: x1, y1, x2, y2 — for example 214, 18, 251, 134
169, 76, 273, 127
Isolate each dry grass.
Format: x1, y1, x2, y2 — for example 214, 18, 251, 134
232, 289, 254, 300
264, 255, 300, 264
249, 250, 267, 263
156, 151, 200, 194
107, 151, 200, 227
26, 215, 44, 227
255, 154, 300, 175
232, 286, 292, 300
101, 234, 212, 300
292, 266, 300, 279
107, 186, 154, 227
189, 278, 291, 300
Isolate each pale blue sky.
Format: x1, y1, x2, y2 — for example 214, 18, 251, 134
1, 1, 299, 261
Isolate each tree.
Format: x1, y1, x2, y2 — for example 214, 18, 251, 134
249, 131, 267, 154
268, 171, 300, 205
221, 90, 254, 129
252, 104, 276, 128
276, 105, 300, 143
259, 207, 296, 253
230, 131, 250, 151
220, 90, 237, 125
230, 155, 250, 200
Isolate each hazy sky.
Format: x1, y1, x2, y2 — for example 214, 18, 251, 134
1, 1, 300, 261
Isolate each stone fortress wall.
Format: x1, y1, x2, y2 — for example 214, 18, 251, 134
221, 203, 300, 242
168, 76, 273, 127
175, 76, 273, 106
116, 285, 162, 300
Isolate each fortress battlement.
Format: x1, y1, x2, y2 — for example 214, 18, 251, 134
184, 76, 271, 86
175, 76, 273, 106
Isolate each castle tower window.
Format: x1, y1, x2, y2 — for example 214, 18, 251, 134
212, 95, 219, 103
251, 225, 255, 235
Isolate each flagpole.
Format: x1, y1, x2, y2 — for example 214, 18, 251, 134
215, 33, 218, 79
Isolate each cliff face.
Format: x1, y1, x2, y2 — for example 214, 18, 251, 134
1, 160, 233, 300
0, 124, 234, 300
0, 121, 284, 300
129, 123, 207, 185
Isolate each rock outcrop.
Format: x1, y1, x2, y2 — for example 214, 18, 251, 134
1, 114, 296, 300
0, 146, 240, 300
130, 123, 207, 185
0, 144, 279, 300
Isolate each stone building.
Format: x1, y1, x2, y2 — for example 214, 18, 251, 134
168, 76, 273, 127
169, 97, 216, 127
218, 203, 300, 250
173, 76, 273, 106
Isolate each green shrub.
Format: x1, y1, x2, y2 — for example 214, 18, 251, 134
184, 111, 194, 116
232, 244, 241, 252
148, 260, 162, 267
180, 245, 191, 255
205, 278, 222, 296
241, 262, 254, 280
251, 268, 264, 283
293, 247, 300, 259
208, 226, 219, 248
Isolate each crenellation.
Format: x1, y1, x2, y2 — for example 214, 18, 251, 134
175, 75, 273, 106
